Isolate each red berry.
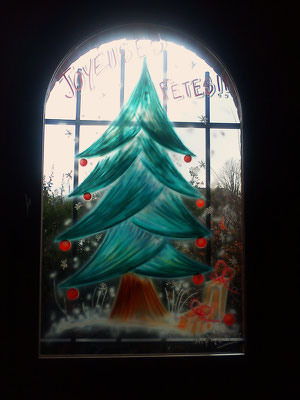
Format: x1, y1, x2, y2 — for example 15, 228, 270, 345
67, 288, 79, 301
59, 240, 71, 251
223, 313, 235, 326
192, 274, 204, 285
83, 192, 92, 200
195, 237, 207, 248
196, 199, 205, 208
80, 158, 88, 166
184, 155, 192, 163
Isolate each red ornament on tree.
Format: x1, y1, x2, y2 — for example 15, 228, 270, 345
184, 155, 192, 163
83, 192, 92, 200
59, 240, 71, 252
192, 274, 204, 285
80, 158, 88, 166
66, 288, 79, 301
223, 313, 235, 326
196, 199, 205, 208
195, 237, 207, 248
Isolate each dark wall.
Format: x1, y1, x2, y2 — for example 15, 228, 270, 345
5, 0, 291, 397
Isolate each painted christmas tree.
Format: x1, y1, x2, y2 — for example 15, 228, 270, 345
56, 59, 212, 323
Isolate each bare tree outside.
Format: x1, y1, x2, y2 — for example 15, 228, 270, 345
211, 158, 242, 239
218, 159, 241, 197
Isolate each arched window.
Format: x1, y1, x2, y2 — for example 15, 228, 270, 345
40, 24, 244, 357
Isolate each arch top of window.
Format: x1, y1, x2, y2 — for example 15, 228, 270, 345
45, 24, 242, 123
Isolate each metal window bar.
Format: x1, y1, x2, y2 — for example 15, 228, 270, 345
205, 71, 211, 264
44, 59, 241, 266
73, 70, 82, 225
120, 49, 125, 108
45, 119, 240, 130
72, 69, 82, 258
163, 49, 167, 113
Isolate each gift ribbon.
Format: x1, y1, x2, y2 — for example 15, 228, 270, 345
219, 217, 226, 230
209, 260, 239, 294
190, 298, 220, 322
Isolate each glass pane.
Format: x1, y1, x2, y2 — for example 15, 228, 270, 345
210, 73, 240, 123
45, 79, 76, 119
210, 129, 241, 189
166, 42, 206, 122
78, 125, 108, 185
169, 127, 206, 189
210, 129, 243, 338
79, 42, 122, 121
43, 125, 75, 195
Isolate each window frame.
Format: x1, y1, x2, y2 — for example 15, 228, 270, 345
41, 25, 245, 357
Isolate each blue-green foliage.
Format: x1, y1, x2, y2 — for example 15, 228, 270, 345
56, 161, 163, 241
69, 144, 140, 197
77, 113, 140, 159
134, 245, 212, 278
131, 189, 211, 238
77, 59, 193, 158
59, 222, 167, 288
59, 222, 211, 288
132, 64, 195, 156
57, 59, 212, 288
139, 133, 200, 198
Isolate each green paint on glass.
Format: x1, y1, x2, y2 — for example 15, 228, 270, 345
56, 58, 211, 287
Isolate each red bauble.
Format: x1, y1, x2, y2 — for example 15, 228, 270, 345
196, 199, 205, 208
67, 288, 79, 301
192, 274, 204, 285
223, 313, 235, 326
80, 158, 88, 166
195, 237, 207, 248
59, 240, 71, 251
184, 155, 192, 163
83, 192, 92, 200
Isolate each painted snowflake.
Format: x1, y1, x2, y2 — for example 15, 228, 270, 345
60, 259, 68, 270
229, 257, 238, 266
65, 129, 72, 137
65, 171, 72, 180
206, 206, 214, 215
198, 115, 208, 124
74, 202, 83, 211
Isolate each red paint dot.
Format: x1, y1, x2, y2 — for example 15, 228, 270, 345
192, 274, 204, 285
83, 192, 92, 200
195, 237, 207, 248
80, 158, 88, 166
59, 240, 71, 251
184, 155, 192, 163
223, 313, 235, 326
67, 288, 79, 301
196, 199, 205, 208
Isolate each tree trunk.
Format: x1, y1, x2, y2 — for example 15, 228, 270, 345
109, 273, 167, 323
